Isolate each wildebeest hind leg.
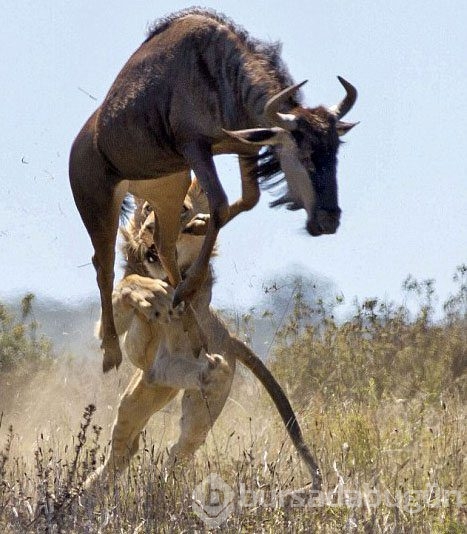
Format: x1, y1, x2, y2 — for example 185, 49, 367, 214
90, 198, 127, 373
69, 129, 127, 372
144, 172, 191, 289
141, 172, 207, 355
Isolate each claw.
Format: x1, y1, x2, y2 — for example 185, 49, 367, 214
174, 300, 186, 314
121, 287, 132, 297
206, 353, 222, 369
199, 353, 229, 392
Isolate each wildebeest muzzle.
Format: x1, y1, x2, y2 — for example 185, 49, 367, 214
306, 207, 341, 236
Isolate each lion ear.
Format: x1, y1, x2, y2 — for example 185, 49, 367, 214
188, 176, 203, 197
119, 224, 139, 255
189, 176, 209, 214
131, 197, 147, 229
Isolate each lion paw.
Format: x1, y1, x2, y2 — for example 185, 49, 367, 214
183, 213, 210, 235
118, 276, 176, 323
198, 353, 230, 392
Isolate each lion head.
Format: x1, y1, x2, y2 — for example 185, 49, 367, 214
120, 178, 213, 280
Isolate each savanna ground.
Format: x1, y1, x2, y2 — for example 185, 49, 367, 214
0, 268, 466, 533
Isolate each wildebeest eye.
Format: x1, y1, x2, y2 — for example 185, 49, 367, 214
291, 130, 305, 144
301, 156, 315, 172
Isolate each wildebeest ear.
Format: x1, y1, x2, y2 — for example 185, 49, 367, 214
222, 127, 285, 145
336, 120, 359, 136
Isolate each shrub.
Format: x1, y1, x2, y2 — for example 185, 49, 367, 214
271, 266, 467, 406
0, 294, 54, 374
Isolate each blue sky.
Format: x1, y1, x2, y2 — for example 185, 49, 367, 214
1, 1, 466, 313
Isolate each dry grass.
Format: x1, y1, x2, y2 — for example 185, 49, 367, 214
0, 269, 466, 532
1, 391, 465, 532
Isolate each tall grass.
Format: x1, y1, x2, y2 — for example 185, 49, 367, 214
0, 269, 466, 532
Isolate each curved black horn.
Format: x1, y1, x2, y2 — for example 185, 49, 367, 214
329, 76, 357, 120
264, 81, 307, 124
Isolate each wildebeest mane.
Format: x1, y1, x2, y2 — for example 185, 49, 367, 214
145, 7, 302, 108
146, 8, 294, 203
248, 147, 284, 190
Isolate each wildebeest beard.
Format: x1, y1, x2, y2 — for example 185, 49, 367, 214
249, 148, 287, 204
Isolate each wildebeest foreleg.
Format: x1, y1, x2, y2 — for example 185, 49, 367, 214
174, 142, 229, 307
223, 155, 260, 224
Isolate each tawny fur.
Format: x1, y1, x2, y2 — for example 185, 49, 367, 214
86, 180, 321, 491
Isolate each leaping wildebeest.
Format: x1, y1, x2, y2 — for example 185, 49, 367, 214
69, 8, 358, 373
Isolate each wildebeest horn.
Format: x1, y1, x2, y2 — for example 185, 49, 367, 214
329, 76, 358, 120
264, 80, 308, 125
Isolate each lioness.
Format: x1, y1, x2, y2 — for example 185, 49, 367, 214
88, 179, 321, 490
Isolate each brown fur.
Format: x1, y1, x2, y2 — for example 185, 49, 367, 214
69, 8, 357, 373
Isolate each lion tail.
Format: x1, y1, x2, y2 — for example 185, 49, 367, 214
228, 336, 322, 490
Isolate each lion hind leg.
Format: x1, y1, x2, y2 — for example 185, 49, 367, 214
85, 370, 178, 490
147, 318, 229, 390
164, 365, 234, 469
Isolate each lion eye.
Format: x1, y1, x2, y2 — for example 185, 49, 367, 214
145, 244, 158, 263
143, 203, 153, 217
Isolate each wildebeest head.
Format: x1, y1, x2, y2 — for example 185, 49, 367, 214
224, 77, 357, 236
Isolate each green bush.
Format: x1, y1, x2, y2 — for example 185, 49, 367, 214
271, 266, 467, 406
0, 293, 54, 373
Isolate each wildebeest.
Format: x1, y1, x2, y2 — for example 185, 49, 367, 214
69, 8, 358, 372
